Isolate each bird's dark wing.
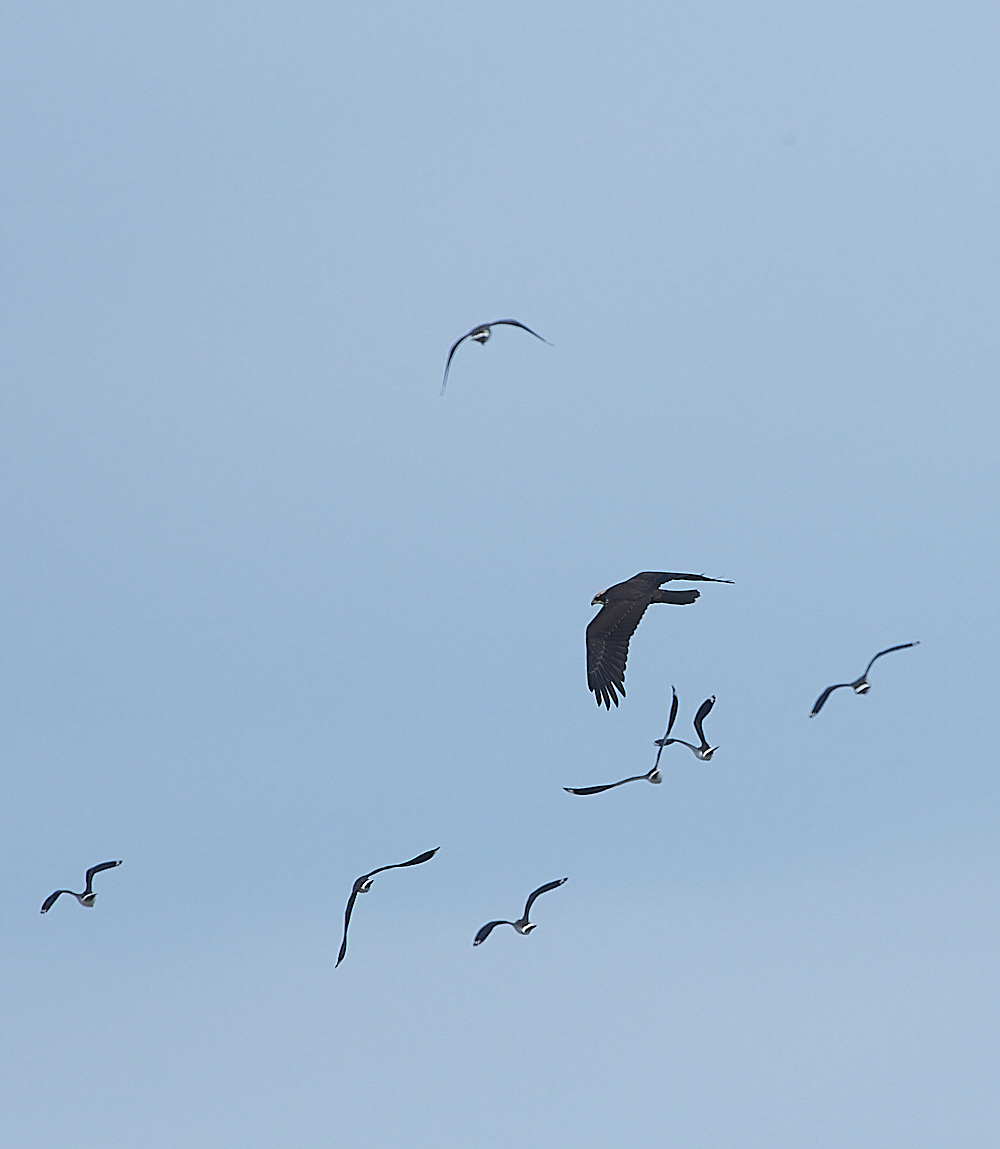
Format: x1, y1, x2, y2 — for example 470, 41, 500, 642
564, 775, 646, 795
639, 571, 733, 585
362, 847, 440, 881
40, 890, 71, 913
394, 847, 440, 868
523, 877, 568, 919
810, 683, 849, 717
693, 696, 716, 745
864, 642, 919, 677
666, 687, 679, 738
473, 920, 510, 946
652, 687, 680, 768
84, 860, 121, 893
651, 589, 701, 606
336, 888, 360, 967
586, 597, 651, 708
440, 332, 474, 395
490, 319, 552, 345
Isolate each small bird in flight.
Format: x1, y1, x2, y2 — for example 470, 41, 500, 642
440, 319, 551, 395
564, 690, 679, 795
473, 877, 567, 945
656, 687, 719, 760
41, 860, 122, 913
337, 847, 439, 967
810, 642, 919, 717
587, 571, 732, 708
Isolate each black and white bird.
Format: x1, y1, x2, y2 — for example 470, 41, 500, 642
656, 687, 718, 760
473, 877, 567, 945
440, 319, 551, 395
337, 848, 439, 967
40, 860, 122, 913
810, 642, 919, 717
564, 690, 679, 795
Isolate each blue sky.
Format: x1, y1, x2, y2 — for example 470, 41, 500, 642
1, 3, 998, 1146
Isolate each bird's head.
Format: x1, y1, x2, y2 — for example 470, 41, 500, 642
356, 877, 374, 894
519, 922, 537, 935
591, 589, 609, 606
853, 682, 871, 695
648, 770, 662, 784
471, 327, 491, 344
699, 747, 719, 761
80, 894, 97, 907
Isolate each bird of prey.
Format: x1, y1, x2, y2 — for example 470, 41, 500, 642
440, 319, 551, 395
586, 571, 733, 708
656, 686, 719, 760
810, 642, 919, 717
564, 689, 679, 795
473, 877, 567, 946
336, 847, 439, 967
41, 860, 122, 913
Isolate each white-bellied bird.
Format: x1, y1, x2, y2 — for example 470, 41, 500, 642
337, 848, 439, 967
41, 860, 122, 913
440, 319, 551, 395
657, 687, 719, 760
565, 689, 679, 795
473, 878, 567, 946
810, 643, 919, 717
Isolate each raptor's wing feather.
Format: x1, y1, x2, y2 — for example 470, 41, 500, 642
586, 597, 650, 708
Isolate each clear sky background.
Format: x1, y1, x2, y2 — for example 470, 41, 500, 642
1, 3, 998, 1146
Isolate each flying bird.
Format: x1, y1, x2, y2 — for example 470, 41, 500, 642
656, 687, 719, 760
810, 642, 919, 717
41, 860, 122, 913
586, 571, 733, 708
337, 847, 439, 967
565, 689, 679, 795
440, 319, 551, 395
473, 877, 567, 946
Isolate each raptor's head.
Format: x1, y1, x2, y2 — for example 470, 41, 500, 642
591, 589, 609, 606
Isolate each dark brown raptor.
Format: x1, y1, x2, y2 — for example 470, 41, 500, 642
586, 571, 732, 708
